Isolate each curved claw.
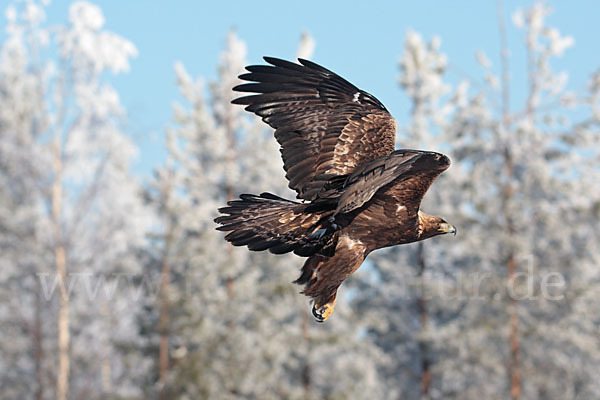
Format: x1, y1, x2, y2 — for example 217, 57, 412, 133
312, 300, 336, 323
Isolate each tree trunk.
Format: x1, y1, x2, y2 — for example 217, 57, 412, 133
302, 311, 311, 397
158, 245, 171, 399
157, 175, 176, 399
55, 237, 69, 400
34, 286, 44, 400
416, 242, 430, 399
100, 303, 113, 394
508, 257, 520, 400
53, 139, 70, 400
223, 99, 237, 300
502, 145, 520, 400
496, 2, 521, 397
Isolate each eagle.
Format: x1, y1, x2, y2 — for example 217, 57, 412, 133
215, 57, 456, 322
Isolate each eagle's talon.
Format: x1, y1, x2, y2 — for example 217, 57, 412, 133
327, 216, 340, 231
312, 301, 336, 322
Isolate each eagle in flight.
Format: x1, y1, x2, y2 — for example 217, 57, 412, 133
215, 57, 456, 322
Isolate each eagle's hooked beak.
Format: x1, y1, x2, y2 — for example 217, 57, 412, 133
439, 223, 457, 236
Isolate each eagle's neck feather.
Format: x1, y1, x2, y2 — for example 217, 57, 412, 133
417, 210, 426, 237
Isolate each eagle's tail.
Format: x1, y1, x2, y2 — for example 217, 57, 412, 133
214, 193, 337, 256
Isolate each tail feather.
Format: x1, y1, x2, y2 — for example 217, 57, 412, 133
215, 192, 337, 256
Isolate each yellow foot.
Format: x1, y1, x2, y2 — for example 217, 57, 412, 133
312, 300, 336, 323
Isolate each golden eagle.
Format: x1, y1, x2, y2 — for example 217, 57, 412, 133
215, 57, 456, 322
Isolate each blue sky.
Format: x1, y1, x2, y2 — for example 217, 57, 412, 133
27, 1, 600, 176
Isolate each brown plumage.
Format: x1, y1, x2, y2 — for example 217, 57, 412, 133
215, 57, 456, 322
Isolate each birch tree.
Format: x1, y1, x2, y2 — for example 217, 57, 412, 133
0, 1, 149, 399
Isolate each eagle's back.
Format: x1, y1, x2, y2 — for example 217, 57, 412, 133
343, 190, 421, 252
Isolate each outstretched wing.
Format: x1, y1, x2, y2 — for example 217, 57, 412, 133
332, 150, 451, 215
232, 57, 396, 201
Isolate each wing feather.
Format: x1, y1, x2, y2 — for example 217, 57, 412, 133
233, 57, 396, 200
332, 150, 451, 214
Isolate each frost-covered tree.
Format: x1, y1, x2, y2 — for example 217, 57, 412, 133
438, 4, 600, 399
0, 3, 50, 399
0, 2, 149, 399
140, 30, 386, 400
356, 3, 600, 400
296, 30, 315, 60
3, 2, 597, 399
351, 30, 470, 400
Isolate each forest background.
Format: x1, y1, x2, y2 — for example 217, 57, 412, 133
1, 1, 599, 399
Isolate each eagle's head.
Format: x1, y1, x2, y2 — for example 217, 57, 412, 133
418, 212, 456, 240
